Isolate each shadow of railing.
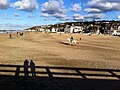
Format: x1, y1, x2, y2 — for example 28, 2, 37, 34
0, 64, 120, 90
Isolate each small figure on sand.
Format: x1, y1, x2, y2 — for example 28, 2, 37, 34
70, 35, 73, 44
9, 34, 12, 38
30, 60, 36, 77
80, 38, 81, 40
60, 32, 61, 35
20, 33, 23, 36
24, 59, 29, 77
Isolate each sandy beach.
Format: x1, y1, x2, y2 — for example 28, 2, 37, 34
0, 32, 120, 90
0, 32, 120, 69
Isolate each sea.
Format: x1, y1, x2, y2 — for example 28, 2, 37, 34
0, 30, 22, 34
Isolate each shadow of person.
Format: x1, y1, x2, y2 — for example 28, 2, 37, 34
15, 66, 20, 77
30, 60, 36, 77
24, 59, 29, 77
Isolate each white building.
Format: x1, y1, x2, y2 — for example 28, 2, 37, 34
118, 26, 120, 31
51, 27, 56, 32
70, 26, 83, 33
39, 28, 45, 32
70, 26, 74, 33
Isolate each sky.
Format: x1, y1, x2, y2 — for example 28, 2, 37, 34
0, 0, 120, 30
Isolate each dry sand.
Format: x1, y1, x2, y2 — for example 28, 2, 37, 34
0, 32, 120, 90
0, 32, 120, 69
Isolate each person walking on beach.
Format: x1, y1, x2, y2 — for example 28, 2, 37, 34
24, 59, 29, 77
30, 60, 36, 77
70, 36, 73, 44
9, 34, 12, 38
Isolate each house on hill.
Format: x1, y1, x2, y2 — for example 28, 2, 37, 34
64, 23, 84, 33
25, 20, 120, 35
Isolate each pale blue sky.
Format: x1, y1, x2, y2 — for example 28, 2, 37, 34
0, 0, 120, 30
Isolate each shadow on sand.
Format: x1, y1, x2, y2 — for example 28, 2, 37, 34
0, 64, 120, 90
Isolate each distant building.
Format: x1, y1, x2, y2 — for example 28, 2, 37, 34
51, 27, 56, 32
25, 20, 120, 35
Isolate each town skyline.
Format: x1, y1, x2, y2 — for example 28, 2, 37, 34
0, 0, 120, 30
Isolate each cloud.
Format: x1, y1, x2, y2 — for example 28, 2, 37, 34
5, 17, 22, 21
14, 13, 20, 17
73, 13, 105, 21
73, 14, 84, 21
14, 0, 39, 12
106, 0, 120, 2
27, 14, 35, 18
15, 18, 22, 20
0, 0, 9, 9
84, 14, 105, 20
3, 13, 7, 16
41, 0, 66, 14
5, 17, 13, 20
84, 8, 102, 13
71, 3, 81, 12
53, 13, 69, 20
40, 13, 50, 17
86, 0, 120, 13
44, 18, 49, 21
118, 15, 120, 19
41, 0, 68, 20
